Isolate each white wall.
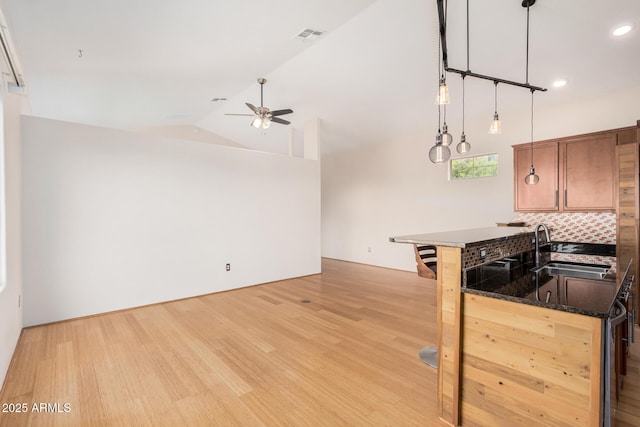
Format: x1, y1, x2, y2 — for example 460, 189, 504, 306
321, 85, 640, 272
0, 90, 24, 388
21, 116, 320, 326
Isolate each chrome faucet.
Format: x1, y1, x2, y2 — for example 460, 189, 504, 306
534, 223, 551, 266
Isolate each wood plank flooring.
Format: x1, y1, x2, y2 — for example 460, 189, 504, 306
0, 258, 638, 426
0, 259, 446, 426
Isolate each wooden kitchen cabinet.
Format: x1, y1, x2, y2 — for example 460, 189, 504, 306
616, 126, 639, 325
514, 141, 559, 211
562, 133, 617, 211
514, 131, 617, 212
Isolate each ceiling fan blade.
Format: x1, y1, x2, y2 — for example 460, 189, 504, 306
271, 117, 291, 125
270, 109, 293, 117
225, 113, 255, 116
246, 103, 258, 113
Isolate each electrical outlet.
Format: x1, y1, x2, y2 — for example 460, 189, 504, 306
226, 263, 231, 271
479, 247, 487, 258
368, 247, 372, 253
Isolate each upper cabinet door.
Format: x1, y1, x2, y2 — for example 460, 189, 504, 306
562, 134, 617, 211
514, 141, 559, 211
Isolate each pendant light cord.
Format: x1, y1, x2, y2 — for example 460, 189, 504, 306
466, 0, 469, 71
437, 31, 442, 133
525, 2, 530, 84
530, 89, 534, 167
494, 81, 498, 114
462, 76, 466, 134
462, 0, 468, 135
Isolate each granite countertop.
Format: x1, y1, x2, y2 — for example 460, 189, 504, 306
463, 252, 622, 318
389, 226, 530, 248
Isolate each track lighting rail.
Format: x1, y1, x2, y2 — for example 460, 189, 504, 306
444, 67, 547, 92
436, 0, 547, 93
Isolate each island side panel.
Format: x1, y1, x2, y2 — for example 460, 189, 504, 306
437, 246, 462, 426
460, 293, 603, 427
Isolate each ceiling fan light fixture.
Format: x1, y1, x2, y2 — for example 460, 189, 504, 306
251, 117, 263, 128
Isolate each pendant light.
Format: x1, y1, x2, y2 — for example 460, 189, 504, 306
457, 75, 471, 154
524, 89, 539, 184
523, 0, 539, 184
430, 31, 451, 163
456, 1, 471, 155
489, 81, 501, 134
430, 102, 450, 163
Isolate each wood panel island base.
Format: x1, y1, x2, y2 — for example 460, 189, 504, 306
390, 227, 630, 427
460, 294, 601, 426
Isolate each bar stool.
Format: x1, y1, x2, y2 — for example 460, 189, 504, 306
414, 244, 438, 368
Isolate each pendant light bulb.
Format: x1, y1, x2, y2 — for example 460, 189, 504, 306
441, 125, 453, 146
457, 133, 471, 154
429, 132, 450, 163
429, 142, 451, 164
251, 117, 262, 128
436, 77, 450, 105
525, 166, 539, 185
489, 113, 501, 134
262, 117, 271, 129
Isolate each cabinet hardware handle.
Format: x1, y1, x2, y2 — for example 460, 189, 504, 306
555, 190, 558, 208
564, 189, 567, 206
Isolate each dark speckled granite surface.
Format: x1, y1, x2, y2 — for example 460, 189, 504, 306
462, 250, 621, 318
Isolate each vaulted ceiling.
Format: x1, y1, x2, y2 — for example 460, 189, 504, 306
2, 0, 639, 155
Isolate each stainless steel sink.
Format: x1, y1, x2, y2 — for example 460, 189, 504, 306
531, 261, 611, 280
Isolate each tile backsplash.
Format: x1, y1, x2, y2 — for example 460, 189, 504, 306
512, 212, 617, 271
512, 212, 616, 244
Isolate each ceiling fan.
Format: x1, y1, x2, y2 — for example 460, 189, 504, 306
225, 78, 293, 129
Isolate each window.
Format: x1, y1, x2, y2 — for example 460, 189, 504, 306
450, 153, 498, 180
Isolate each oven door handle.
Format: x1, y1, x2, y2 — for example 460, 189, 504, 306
611, 300, 627, 327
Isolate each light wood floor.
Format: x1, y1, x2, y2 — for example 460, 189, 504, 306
0, 258, 638, 426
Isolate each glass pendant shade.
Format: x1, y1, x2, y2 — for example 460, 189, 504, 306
429, 133, 451, 163
525, 166, 539, 184
489, 112, 501, 134
436, 78, 450, 105
441, 123, 453, 146
457, 133, 471, 154
429, 144, 451, 163
251, 116, 271, 129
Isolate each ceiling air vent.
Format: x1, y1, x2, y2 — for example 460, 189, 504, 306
293, 28, 326, 42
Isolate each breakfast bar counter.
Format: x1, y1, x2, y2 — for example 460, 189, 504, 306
390, 226, 625, 426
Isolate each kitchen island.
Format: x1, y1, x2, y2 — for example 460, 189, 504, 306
390, 227, 628, 427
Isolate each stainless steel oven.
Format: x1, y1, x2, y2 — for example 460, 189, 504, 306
604, 300, 626, 426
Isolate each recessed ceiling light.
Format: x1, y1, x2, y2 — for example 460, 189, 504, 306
552, 79, 568, 88
612, 24, 632, 37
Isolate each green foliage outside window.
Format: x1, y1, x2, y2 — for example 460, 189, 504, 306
450, 154, 498, 180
